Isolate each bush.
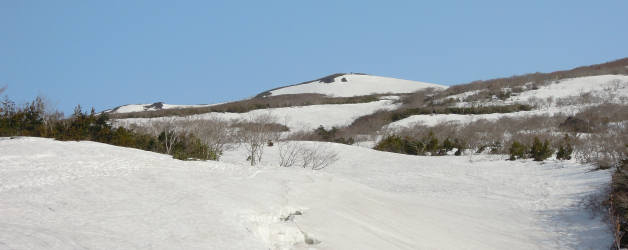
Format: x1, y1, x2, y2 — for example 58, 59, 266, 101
374, 135, 405, 154
530, 137, 553, 161
509, 141, 527, 160
172, 135, 216, 161
278, 142, 339, 170
611, 159, 628, 248
559, 116, 590, 133
424, 134, 439, 153
442, 138, 455, 152
313, 125, 354, 145
556, 135, 574, 160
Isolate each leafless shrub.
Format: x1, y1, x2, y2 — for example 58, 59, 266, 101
278, 142, 339, 170
278, 141, 302, 167
237, 113, 280, 166
573, 129, 628, 169
152, 118, 180, 154
555, 96, 581, 106
400, 88, 439, 107
185, 118, 234, 158
337, 110, 393, 138
299, 144, 339, 170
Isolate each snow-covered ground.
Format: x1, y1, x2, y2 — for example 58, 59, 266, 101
116, 100, 399, 132
0, 138, 612, 249
270, 74, 446, 97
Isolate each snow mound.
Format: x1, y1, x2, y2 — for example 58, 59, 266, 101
0, 138, 612, 249
268, 74, 446, 97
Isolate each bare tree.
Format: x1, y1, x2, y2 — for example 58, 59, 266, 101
237, 113, 280, 166
186, 118, 234, 159
0, 85, 6, 95
152, 118, 180, 154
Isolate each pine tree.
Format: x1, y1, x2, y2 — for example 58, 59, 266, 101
530, 137, 553, 161
556, 135, 573, 160
509, 140, 527, 160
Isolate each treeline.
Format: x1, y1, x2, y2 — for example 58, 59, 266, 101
0, 95, 216, 161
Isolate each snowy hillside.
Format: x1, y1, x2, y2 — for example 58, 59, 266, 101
509, 75, 628, 104
117, 99, 399, 132
267, 73, 446, 97
0, 138, 612, 249
390, 74, 628, 128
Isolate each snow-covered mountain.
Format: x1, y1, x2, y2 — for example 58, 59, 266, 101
260, 73, 446, 97
4, 59, 628, 249
110, 71, 628, 134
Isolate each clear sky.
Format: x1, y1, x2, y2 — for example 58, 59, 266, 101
2, 0, 627, 114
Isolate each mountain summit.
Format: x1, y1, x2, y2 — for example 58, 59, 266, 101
258, 73, 446, 98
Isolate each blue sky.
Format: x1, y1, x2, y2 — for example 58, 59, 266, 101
1, 0, 627, 114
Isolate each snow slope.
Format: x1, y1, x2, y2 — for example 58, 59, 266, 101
269, 74, 446, 97
116, 100, 399, 132
0, 138, 612, 249
443, 75, 628, 108
510, 75, 628, 104
390, 75, 628, 128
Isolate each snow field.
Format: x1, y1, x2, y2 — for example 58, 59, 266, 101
0, 138, 612, 249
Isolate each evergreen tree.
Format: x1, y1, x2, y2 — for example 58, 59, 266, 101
556, 135, 574, 160
530, 137, 553, 161
509, 140, 527, 160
